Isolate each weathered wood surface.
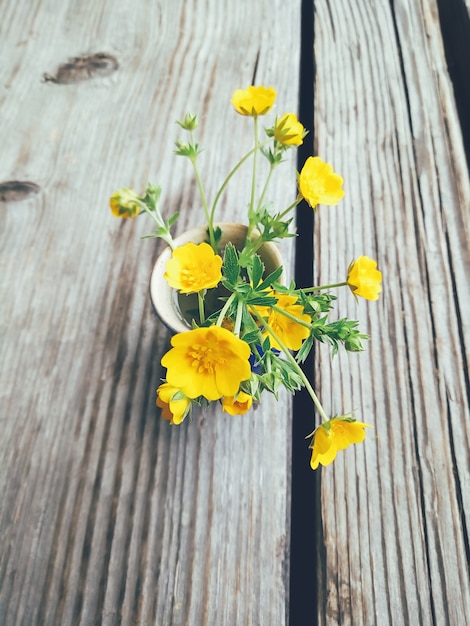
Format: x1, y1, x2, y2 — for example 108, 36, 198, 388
312, 0, 470, 624
0, 1, 301, 624
2, 0, 469, 624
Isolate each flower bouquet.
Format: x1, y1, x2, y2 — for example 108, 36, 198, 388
110, 85, 382, 469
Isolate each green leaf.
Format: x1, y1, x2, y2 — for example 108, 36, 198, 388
250, 254, 264, 288
258, 266, 284, 291
299, 290, 336, 314
174, 140, 199, 158
258, 372, 280, 395
262, 335, 271, 352
245, 295, 277, 306
241, 330, 260, 345
166, 212, 180, 227
296, 334, 314, 364
213, 226, 222, 245
241, 306, 259, 332
309, 316, 368, 356
143, 185, 162, 211
223, 243, 240, 284
234, 283, 251, 295
271, 356, 304, 392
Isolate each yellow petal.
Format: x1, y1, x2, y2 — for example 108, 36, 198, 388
156, 383, 190, 424
265, 294, 310, 350
164, 242, 222, 293
310, 426, 337, 469
298, 156, 344, 208
231, 86, 276, 116
347, 256, 382, 300
161, 327, 251, 401
331, 419, 373, 451
222, 392, 253, 415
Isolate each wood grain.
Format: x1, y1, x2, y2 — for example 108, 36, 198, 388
311, 0, 470, 624
0, 0, 301, 624
3, 0, 469, 623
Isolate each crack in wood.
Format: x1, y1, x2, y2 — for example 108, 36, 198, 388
435, 0, 470, 167
251, 49, 260, 85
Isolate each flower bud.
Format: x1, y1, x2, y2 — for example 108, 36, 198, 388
176, 113, 198, 131
274, 113, 306, 146
109, 188, 141, 218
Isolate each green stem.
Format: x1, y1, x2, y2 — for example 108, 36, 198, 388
256, 163, 275, 212
209, 139, 271, 223
198, 291, 205, 323
249, 305, 329, 422
216, 292, 237, 327
238, 238, 263, 266
189, 132, 217, 251
278, 196, 302, 219
138, 201, 175, 249
265, 350, 272, 374
249, 116, 259, 222
234, 299, 244, 337
302, 281, 348, 292
271, 304, 312, 329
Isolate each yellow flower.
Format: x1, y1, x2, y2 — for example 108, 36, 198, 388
263, 294, 311, 351
222, 391, 253, 415
298, 156, 345, 208
274, 113, 306, 146
161, 326, 251, 401
310, 417, 373, 469
347, 256, 382, 301
231, 85, 276, 116
109, 188, 141, 218
156, 383, 191, 425
164, 242, 223, 294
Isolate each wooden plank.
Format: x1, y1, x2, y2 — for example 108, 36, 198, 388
311, 0, 470, 624
0, 1, 301, 623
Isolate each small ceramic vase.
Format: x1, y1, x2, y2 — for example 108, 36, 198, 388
149, 223, 284, 334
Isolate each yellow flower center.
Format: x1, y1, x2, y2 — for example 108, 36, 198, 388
181, 266, 211, 289
189, 343, 227, 374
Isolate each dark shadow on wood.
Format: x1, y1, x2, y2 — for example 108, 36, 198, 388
289, 1, 320, 624
436, 0, 470, 168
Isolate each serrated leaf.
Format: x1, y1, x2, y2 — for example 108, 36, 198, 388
221, 278, 237, 291
250, 255, 264, 288
223, 243, 240, 284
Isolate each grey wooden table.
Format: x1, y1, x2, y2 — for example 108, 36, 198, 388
1, 1, 469, 624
